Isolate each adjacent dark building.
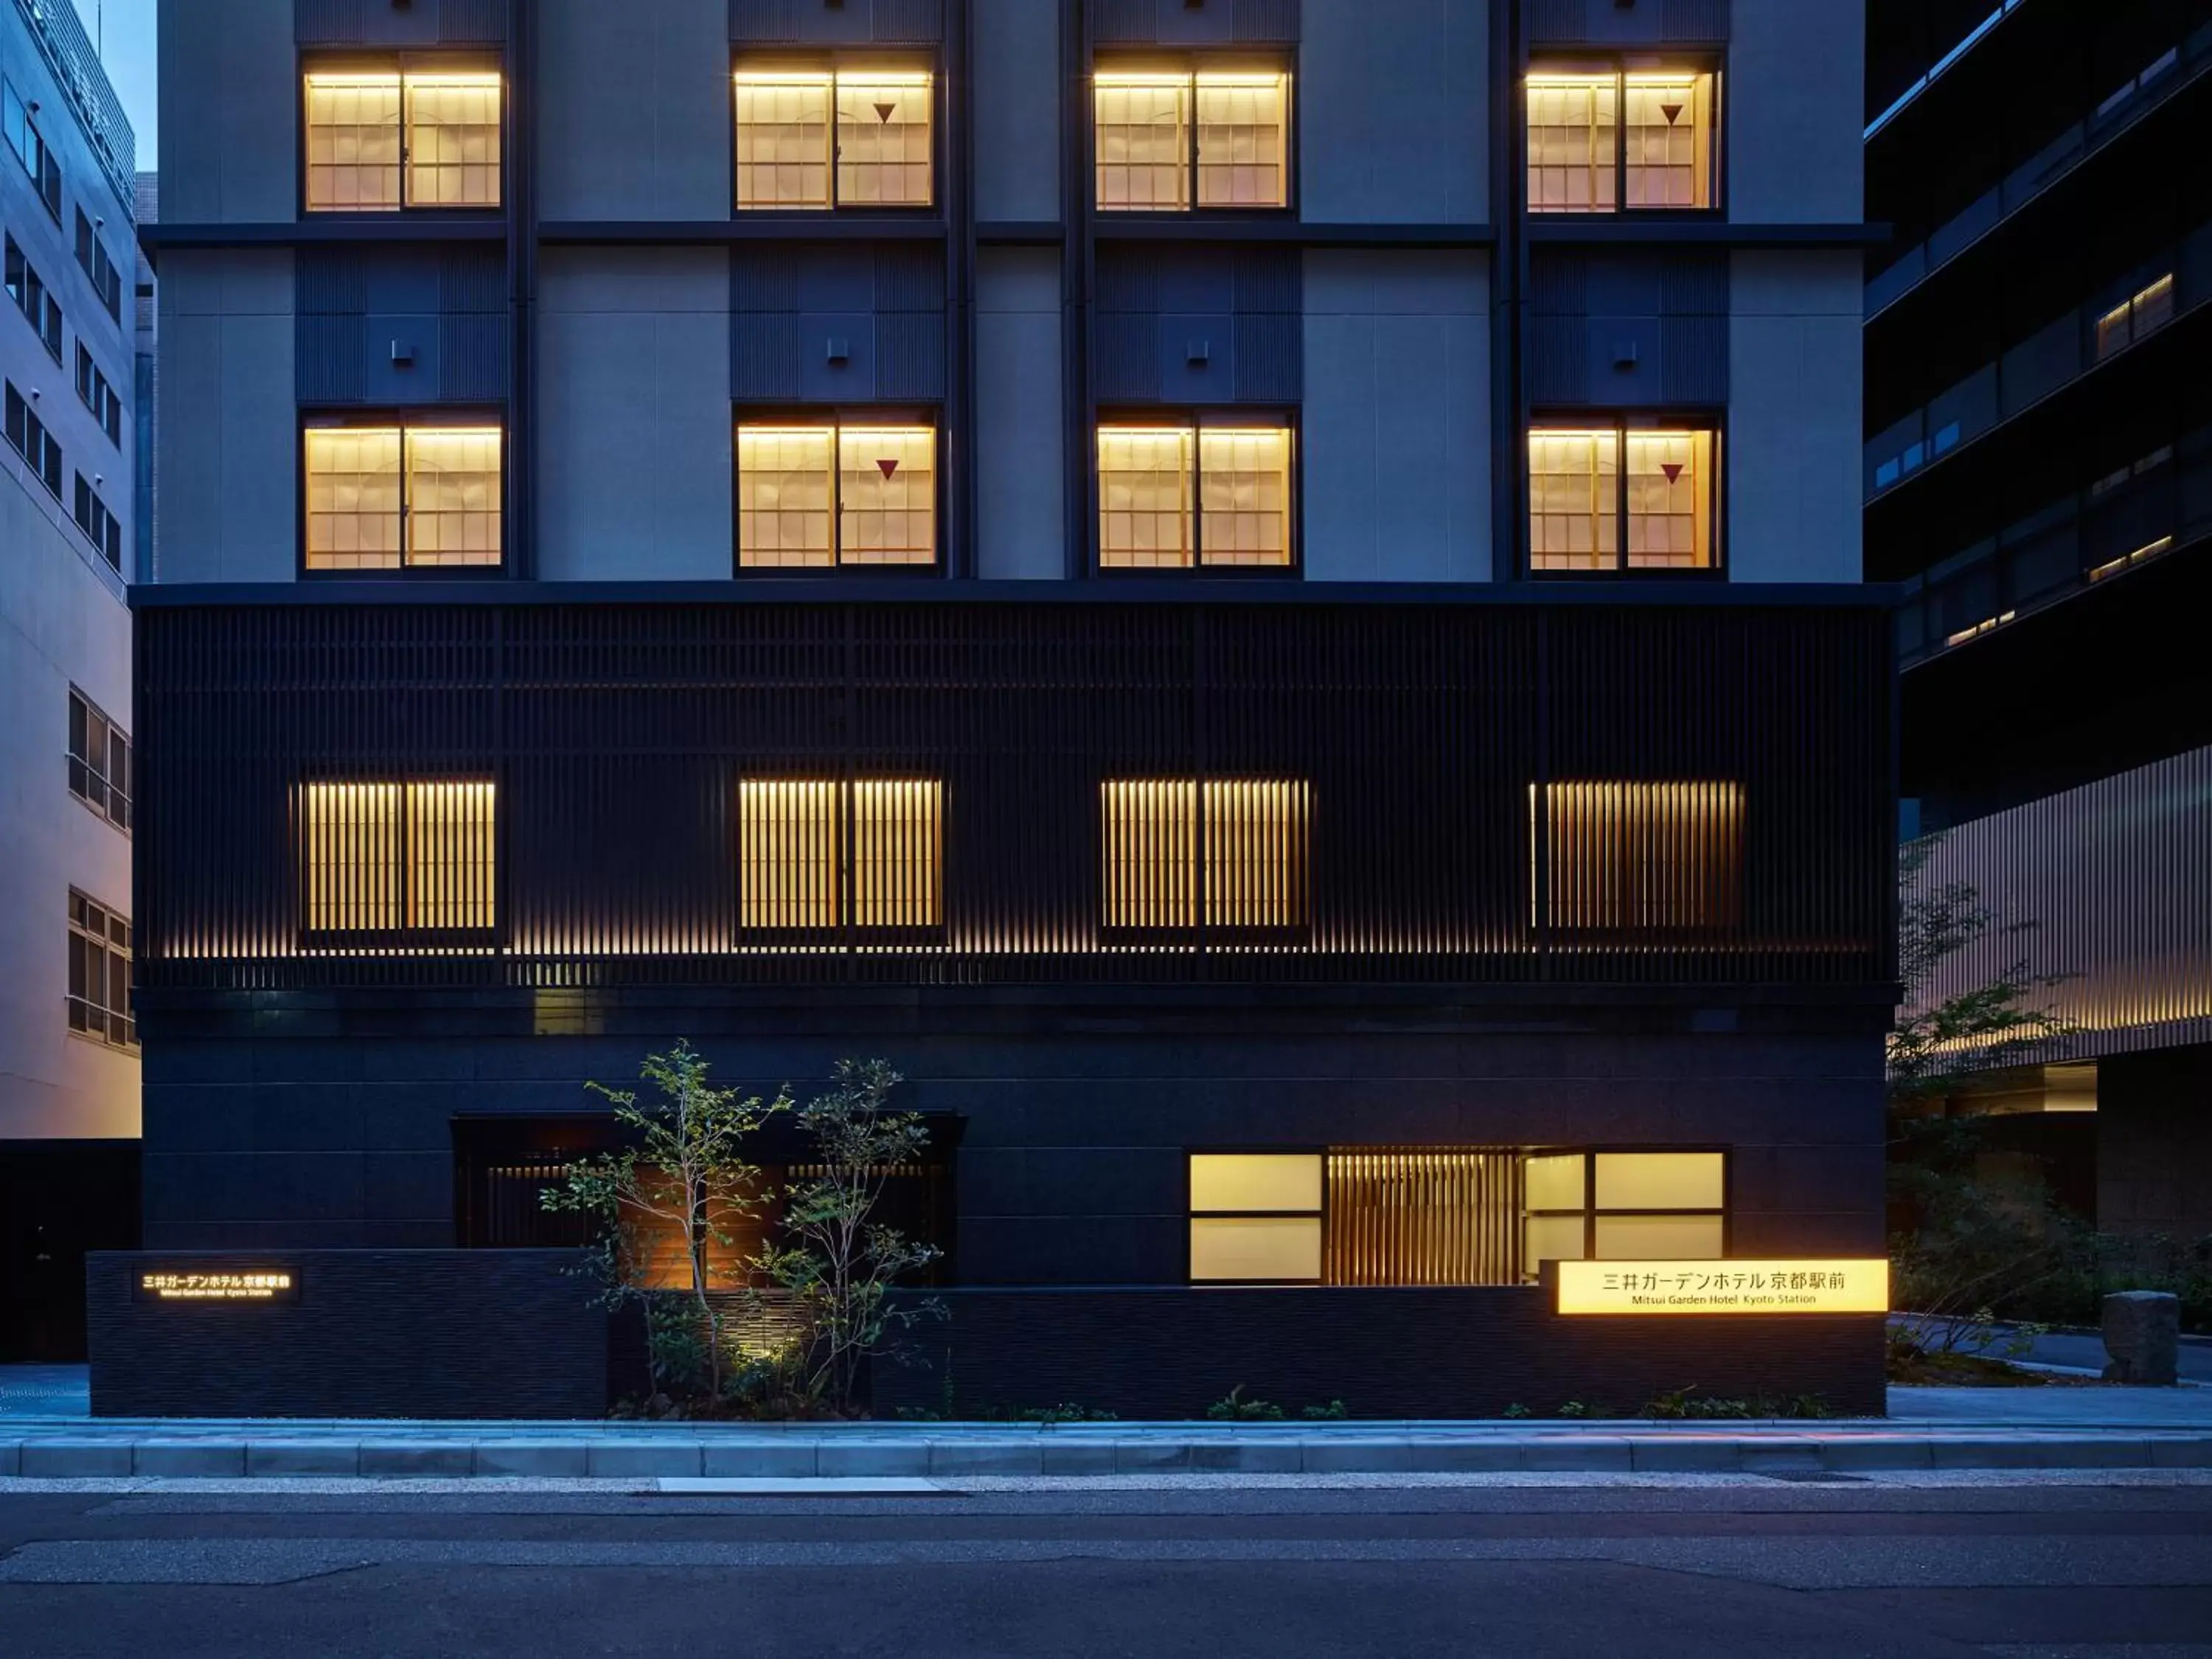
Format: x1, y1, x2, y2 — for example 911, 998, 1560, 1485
1869, 0, 2212, 1237
111, 0, 1887, 1419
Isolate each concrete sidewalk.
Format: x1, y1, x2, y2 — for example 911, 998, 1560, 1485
3, 1385, 2209, 1480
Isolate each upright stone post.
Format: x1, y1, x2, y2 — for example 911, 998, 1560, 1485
2101, 1291, 2180, 1385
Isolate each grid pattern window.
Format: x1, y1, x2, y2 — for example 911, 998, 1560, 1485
1527, 68, 1714, 213
305, 71, 501, 211
1189, 1153, 1322, 1281
303, 424, 502, 571
734, 69, 936, 210
2096, 274, 2175, 361
736, 425, 936, 569
74, 209, 122, 321
1099, 425, 1294, 570
1528, 426, 1714, 573
1523, 1151, 1725, 1276
1531, 782, 1744, 937
67, 891, 135, 1048
737, 778, 943, 935
1100, 779, 1310, 934
3, 78, 63, 220
300, 781, 498, 940
1096, 70, 1290, 211
6, 237, 63, 364
68, 688, 131, 832
73, 473, 122, 569
5, 381, 63, 499
75, 344, 122, 446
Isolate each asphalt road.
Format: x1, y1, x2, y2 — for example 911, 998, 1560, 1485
2, 1477, 2209, 1658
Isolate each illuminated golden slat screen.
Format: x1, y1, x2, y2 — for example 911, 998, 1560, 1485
1623, 72, 1714, 210
739, 779, 942, 931
1535, 782, 1742, 935
1194, 72, 1290, 208
1094, 72, 1191, 211
734, 72, 833, 208
1526, 72, 1615, 213
304, 73, 402, 211
303, 781, 495, 936
303, 428, 403, 571
405, 428, 503, 566
1624, 428, 1712, 570
1196, 428, 1293, 567
1528, 428, 1618, 571
1098, 428, 1194, 568
835, 73, 934, 207
1101, 779, 1310, 931
404, 73, 502, 207
1325, 1150, 1520, 1287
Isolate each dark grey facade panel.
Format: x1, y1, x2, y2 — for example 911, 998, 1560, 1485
876, 244, 949, 313
1093, 0, 1300, 46
1094, 315, 1161, 401
731, 0, 945, 45
1232, 0, 1302, 46
1528, 0, 1729, 45
1526, 320, 1589, 405
438, 316, 509, 403
876, 312, 947, 400
732, 246, 946, 402
733, 316, 807, 400
1526, 251, 1728, 408
296, 248, 507, 405
1096, 246, 1301, 405
295, 0, 507, 46
1658, 317, 1728, 403
1232, 314, 1301, 401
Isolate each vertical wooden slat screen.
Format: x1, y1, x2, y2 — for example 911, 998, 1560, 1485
136, 600, 1891, 991
738, 779, 841, 932
1324, 1150, 1521, 1287
1537, 780, 1743, 937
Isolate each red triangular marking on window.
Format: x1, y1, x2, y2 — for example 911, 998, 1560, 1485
1660, 102, 1683, 125
874, 102, 897, 123
877, 458, 900, 479
1660, 462, 1683, 482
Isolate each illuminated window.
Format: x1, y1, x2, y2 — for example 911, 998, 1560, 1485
305, 70, 501, 211
304, 425, 502, 571
738, 778, 942, 936
1528, 425, 1715, 573
1100, 779, 1310, 935
734, 69, 935, 209
1522, 1150, 1726, 1276
1189, 1153, 1322, 1281
406, 74, 504, 206
1098, 425, 1293, 570
300, 780, 498, 940
67, 890, 135, 1048
1527, 67, 1714, 213
736, 425, 937, 569
1531, 782, 1744, 937
2095, 273, 2174, 361
1096, 69, 1290, 211
1325, 1150, 1523, 1287
68, 688, 131, 832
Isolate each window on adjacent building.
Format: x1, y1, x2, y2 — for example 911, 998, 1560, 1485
73, 473, 122, 570
1097, 424, 1295, 570
2095, 273, 2174, 361
1530, 782, 1744, 937
302, 423, 503, 571
68, 688, 131, 832
737, 777, 943, 936
1189, 1153, 1323, 1282
1094, 69, 1291, 210
75, 344, 122, 448
3, 77, 63, 220
300, 780, 498, 940
303, 69, 502, 211
1523, 1151, 1726, 1276
67, 890, 136, 1048
4, 380, 63, 500
73, 209, 122, 321
735, 423, 937, 568
1528, 425, 1716, 572
732, 69, 935, 209
1526, 66, 1715, 213
1100, 779, 1310, 936
6, 237, 63, 364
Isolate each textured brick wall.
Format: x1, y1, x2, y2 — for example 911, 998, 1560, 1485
87, 1250, 608, 1419
875, 1286, 1887, 1420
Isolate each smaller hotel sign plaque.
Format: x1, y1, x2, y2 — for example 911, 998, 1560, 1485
136, 1270, 299, 1304
1557, 1259, 1889, 1316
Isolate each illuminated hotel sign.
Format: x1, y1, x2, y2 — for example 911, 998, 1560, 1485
136, 1270, 299, 1304
1557, 1259, 1888, 1315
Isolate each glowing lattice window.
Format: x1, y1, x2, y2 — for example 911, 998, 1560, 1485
1526, 73, 1615, 213
1097, 69, 1290, 211
738, 778, 942, 933
1527, 66, 1714, 213
1101, 779, 1310, 933
737, 425, 936, 569
305, 73, 402, 211
1529, 426, 1714, 574
305, 70, 501, 211
305, 425, 502, 571
405, 73, 503, 208
837, 74, 934, 206
1100, 425, 1294, 571
735, 69, 936, 209
302, 780, 497, 939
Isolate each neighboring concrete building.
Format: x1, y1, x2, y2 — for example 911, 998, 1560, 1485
1868, 1, 2212, 1237
0, 0, 140, 1361
112, 0, 1887, 1419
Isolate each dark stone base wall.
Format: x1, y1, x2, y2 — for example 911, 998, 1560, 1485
877, 1287, 1888, 1421
87, 1251, 608, 1419
2098, 1043, 2212, 1237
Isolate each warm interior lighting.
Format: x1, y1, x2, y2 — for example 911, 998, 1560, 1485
1190, 1153, 1322, 1213
737, 425, 936, 568
302, 780, 496, 937
738, 778, 942, 933
1102, 779, 1310, 933
1594, 1151, 1725, 1211
405, 428, 503, 566
1622, 72, 1714, 209
2096, 272, 2175, 359
734, 71, 832, 209
1526, 72, 1616, 213
305, 70, 501, 210
305, 72, 402, 211
1527, 67, 1712, 212
1096, 72, 1193, 210
403, 72, 502, 208
735, 68, 935, 209
1528, 428, 1618, 570
1523, 1150, 1728, 1279
305, 425, 501, 570
304, 428, 403, 569
835, 72, 934, 206
1624, 428, 1713, 569
1324, 1150, 1522, 1287
1189, 1152, 1322, 1282
1095, 69, 1290, 210
1532, 782, 1744, 936
1099, 426, 1293, 569
1197, 428, 1293, 566
1099, 427, 1195, 567
2088, 536, 2172, 582
1530, 428, 1713, 572
1194, 71, 1290, 207
1944, 610, 2016, 647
